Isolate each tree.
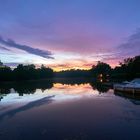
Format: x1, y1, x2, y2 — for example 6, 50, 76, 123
38, 65, 54, 78
112, 55, 140, 79
13, 64, 54, 80
0, 66, 13, 81
91, 61, 111, 78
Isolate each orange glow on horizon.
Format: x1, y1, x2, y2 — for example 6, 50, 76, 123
35, 59, 119, 72
50, 61, 119, 72
53, 66, 91, 72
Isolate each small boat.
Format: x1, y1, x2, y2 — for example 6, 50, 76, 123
114, 78, 140, 93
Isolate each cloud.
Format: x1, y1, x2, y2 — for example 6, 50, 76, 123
97, 29, 140, 66
0, 36, 54, 59
118, 29, 140, 57
4, 62, 20, 67
0, 45, 10, 51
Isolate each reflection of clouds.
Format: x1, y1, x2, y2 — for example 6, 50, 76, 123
54, 83, 90, 89
0, 82, 112, 105
46, 84, 99, 102
0, 96, 54, 121
53, 83, 94, 94
0, 83, 113, 119
0, 83, 106, 105
1, 92, 49, 104
46, 84, 114, 102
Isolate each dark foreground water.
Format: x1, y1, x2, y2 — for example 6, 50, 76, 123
0, 80, 140, 140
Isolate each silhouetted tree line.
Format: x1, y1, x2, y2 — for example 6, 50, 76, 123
0, 62, 53, 81
0, 55, 140, 81
54, 61, 112, 80
90, 55, 140, 80
55, 55, 140, 80
111, 55, 140, 80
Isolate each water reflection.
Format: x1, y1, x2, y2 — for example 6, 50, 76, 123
0, 96, 55, 121
0, 79, 111, 123
0, 78, 140, 105
0, 80, 53, 96
114, 91, 140, 105
0, 79, 140, 140
0, 79, 110, 100
90, 82, 110, 93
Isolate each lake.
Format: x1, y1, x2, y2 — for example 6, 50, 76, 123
0, 79, 140, 140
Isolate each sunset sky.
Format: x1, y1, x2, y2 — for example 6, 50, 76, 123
0, 0, 140, 71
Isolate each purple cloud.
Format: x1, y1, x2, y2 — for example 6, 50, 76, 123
118, 29, 140, 57
0, 36, 54, 59
0, 45, 10, 51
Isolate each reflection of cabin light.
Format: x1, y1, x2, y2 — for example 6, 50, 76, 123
100, 79, 103, 82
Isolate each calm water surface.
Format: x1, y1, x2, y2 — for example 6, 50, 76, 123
0, 80, 140, 140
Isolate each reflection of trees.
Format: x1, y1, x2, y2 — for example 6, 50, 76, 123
0, 94, 7, 101
15, 87, 36, 96
0, 79, 112, 102
14, 80, 54, 96
90, 82, 110, 93
54, 78, 111, 93
0, 80, 54, 100
0, 88, 11, 94
0, 88, 11, 101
